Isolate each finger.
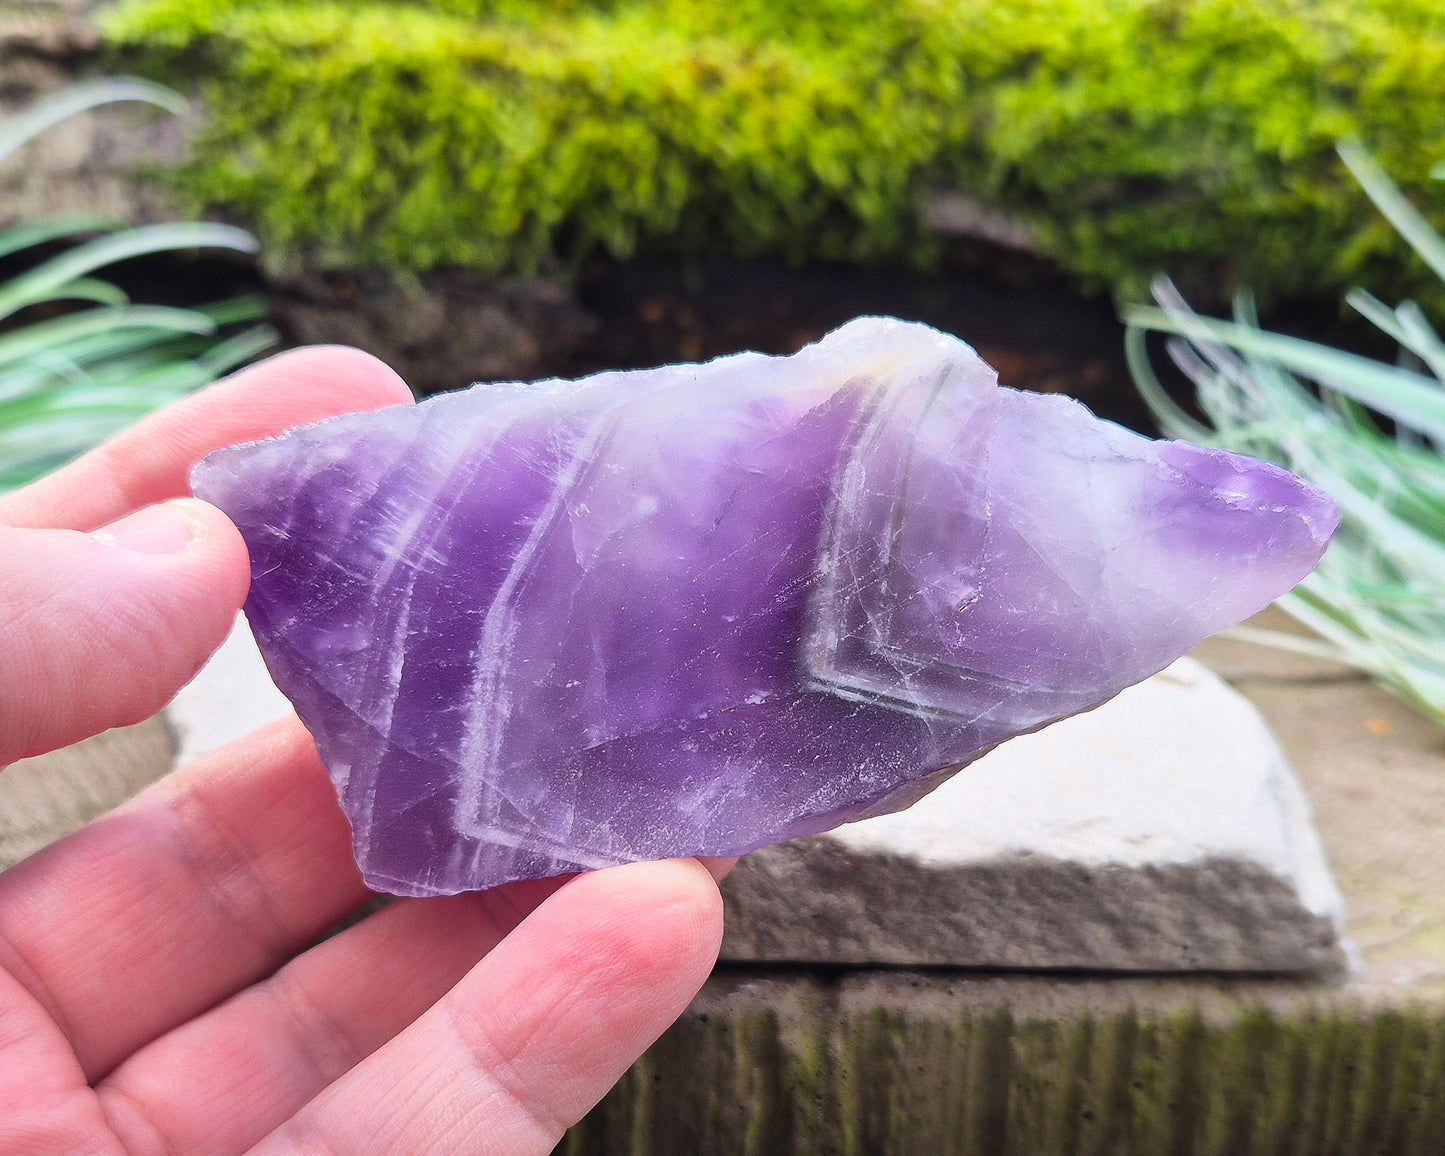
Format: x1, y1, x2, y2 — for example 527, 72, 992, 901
0, 498, 249, 765
0, 969, 115, 1154
98, 880, 568, 1154
0, 345, 412, 532
0, 719, 370, 1080
248, 860, 723, 1156
697, 857, 738, 883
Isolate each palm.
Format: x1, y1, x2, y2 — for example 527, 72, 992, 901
0, 349, 723, 1155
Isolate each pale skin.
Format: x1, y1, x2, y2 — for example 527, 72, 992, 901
0, 347, 729, 1154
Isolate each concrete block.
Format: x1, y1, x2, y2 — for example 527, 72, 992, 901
166, 612, 294, 766
721, 659, 1346, 973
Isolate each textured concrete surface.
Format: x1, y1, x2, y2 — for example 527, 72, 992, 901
170, 624, 1347, 972
562, 970, 1445, 1155
722, 658, 1344, 973
167, 612, 293, 767
557, 611, 1445, 1152
0, 714, 170, 873
6, 609, 1445, 1152
1192, 609, 1445, 1005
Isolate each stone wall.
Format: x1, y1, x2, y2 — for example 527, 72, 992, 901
0, 2, 597, 394
0, 0, 188, 227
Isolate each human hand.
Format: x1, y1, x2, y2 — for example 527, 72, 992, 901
0, 348, 725, 1154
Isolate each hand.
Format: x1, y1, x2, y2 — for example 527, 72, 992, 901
0, 348, 725, 1154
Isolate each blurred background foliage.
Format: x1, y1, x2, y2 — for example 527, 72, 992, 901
104, 0, 1445, 306
0, 79, 275, 491
1127, 143, 1445, 725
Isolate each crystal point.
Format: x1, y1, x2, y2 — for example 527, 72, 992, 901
192, 318, 1337, 896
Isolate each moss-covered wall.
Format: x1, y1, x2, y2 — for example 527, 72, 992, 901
562, 973, 1445, 1155
105, 0, 1445, 305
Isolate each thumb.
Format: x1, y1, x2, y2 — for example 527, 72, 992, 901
0, 498, 251, 766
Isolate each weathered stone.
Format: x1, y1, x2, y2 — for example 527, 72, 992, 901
0, 1, 99, 60
920, 190, 1039, 252
720, 658, 1345, 973
0, 3, 187, 229
562, 969, 1445, 1156
268, 270, 596, 397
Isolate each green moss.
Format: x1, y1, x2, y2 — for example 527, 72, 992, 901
105, 0, 1445, 303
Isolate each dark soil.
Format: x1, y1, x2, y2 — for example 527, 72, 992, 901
5, 240, 1395, 438
562, 248, 1397, 435
566, 249, 1153, 430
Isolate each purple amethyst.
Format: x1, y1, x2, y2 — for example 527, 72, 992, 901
192, 318, 1337, 896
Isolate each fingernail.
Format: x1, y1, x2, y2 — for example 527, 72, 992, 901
92, 501, 205, 555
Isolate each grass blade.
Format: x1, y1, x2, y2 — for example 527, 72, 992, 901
0, 78, 186, 166
1338, 139, 1445, 285
0, 81, 277, 492
0, 224, 259, 318
0, 305, 215, 370
0, 220, 113, 263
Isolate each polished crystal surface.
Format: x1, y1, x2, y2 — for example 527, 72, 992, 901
192, 318, 1338, 896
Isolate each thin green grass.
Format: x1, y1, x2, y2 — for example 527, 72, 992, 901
1126, 143, 1445, 726
0, 78, 277, 491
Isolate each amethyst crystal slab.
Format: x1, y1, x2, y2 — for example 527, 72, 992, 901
192, 318, 1337, 897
